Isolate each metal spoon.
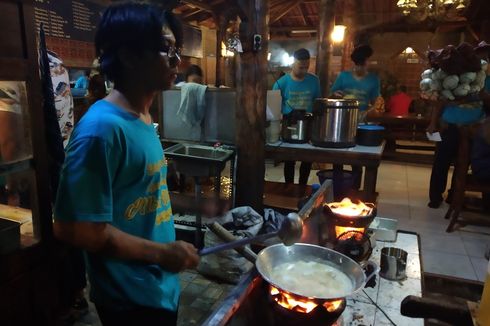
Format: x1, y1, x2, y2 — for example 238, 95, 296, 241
198, 213, 303, 256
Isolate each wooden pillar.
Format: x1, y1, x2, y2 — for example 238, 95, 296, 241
235, 0, 269, 212
215, 14, 226, 87
316, 0, 336, 97
481, 20, 490, 42
341, 0, 356, 71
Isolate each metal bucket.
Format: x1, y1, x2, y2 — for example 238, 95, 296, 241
311, 99, 359, 148
380, 247, 407, 281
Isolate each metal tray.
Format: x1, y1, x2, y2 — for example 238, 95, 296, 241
0, 218, 20, 254
368, 217, 398, 242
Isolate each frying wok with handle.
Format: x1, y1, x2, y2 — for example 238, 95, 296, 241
256, 243, 379, 301
198, 213, 303, 256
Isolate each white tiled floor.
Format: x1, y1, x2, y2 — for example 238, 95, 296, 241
265, 160, 490, 282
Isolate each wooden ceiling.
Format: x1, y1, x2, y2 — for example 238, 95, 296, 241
175, 0, 486, 38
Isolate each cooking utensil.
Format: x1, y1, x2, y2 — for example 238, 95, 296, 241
199, 213, 303, 256
356, 124, 385, 146
256, 243, 378, 300
281, 111, 312, 143
311, 99, 359, 148
380, 247, 407, 281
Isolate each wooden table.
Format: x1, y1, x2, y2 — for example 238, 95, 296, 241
366, 113, 434, 164
265, 141, 385, 202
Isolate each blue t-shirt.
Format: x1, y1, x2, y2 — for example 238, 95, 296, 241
484, 76, 490, 93
273, 73, 320, 114
330, 71, 380, 111
54, 100, 179, 311
442, 101, 484, 125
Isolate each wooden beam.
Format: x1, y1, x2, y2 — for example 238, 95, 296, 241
181, 0, 213, 12
270, 25, 317, 32
235, 0, 269, 212
316, 0, 336, 97
270, 0, 300, 24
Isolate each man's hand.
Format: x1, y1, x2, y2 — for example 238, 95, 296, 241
159, 241, 199, 273
427, 123, 438, 134
331, 91, 344, 99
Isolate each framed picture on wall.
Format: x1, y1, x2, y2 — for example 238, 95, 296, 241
0, 80, 33, 163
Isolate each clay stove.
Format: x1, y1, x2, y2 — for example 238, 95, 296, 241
322, 198, 376, 264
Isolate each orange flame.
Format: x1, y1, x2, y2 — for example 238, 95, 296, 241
269, 286, 343, 314
323, 299, 343, 312
326, 198, 372, 217
335, 226, 365, 239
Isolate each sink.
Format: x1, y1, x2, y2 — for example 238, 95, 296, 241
165, 143, 234, 177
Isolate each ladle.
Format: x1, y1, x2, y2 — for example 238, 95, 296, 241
198, 213, 303, 256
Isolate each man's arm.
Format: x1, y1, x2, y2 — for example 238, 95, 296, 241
53, 220, 198, 273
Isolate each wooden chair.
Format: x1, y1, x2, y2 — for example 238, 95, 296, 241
445, 125, 490, 232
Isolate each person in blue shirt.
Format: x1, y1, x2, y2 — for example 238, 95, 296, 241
330, 45, 381, 190
330, 44, 380, 120
273, 48, 320, 184
74, 70, 90, 89
53, 3, 199, 326
427, 97, 485, 208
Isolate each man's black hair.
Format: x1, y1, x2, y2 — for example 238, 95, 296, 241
400, 85, 407, 93
185, 64, 203, 81
95, 2, 182, 82
84, 70, 91, 77
293, 48, 310, 61
351, 44, 373, 66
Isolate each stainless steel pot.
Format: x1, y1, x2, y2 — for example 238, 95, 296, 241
281, 111, 311, 144
311, 99, 359, 148
256, 243, 378, 300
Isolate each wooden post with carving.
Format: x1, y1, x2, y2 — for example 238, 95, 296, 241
234, 0, 269, 212
316, 0, 336, 97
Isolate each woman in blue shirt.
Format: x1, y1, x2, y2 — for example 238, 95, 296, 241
331, 44, 380, 122
330, 45, 381, 190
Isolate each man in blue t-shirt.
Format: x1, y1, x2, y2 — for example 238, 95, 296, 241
273, 48, 320, 184
53, 4, 199, 326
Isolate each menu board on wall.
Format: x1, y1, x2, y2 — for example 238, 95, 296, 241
33, 0, 106, 67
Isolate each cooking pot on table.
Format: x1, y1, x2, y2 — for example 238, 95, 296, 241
281, 110, 312, 144
256, 243, 378, 301
311, 99, 359, 148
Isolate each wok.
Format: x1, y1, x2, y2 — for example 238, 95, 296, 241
255, 243, 378, 300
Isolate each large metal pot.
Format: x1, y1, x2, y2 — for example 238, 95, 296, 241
256, 243, 377, 300
311, 99, 359, 148
281, 111, 312, 144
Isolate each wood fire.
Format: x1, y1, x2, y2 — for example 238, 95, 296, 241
325, 198, 373, 217
269, 286, 343, 314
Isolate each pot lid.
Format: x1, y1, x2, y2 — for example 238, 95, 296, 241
358, 125, 385, 131
315, 98, 360, 108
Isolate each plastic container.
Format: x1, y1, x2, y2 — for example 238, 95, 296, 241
356, 124, 385, 146
266, 120, 281, 143
317, 169, 356, 201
